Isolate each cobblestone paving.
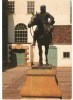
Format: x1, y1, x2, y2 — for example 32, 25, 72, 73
3, 66, 31, 99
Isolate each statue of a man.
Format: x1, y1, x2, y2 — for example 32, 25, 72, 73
33, 5, 55, 46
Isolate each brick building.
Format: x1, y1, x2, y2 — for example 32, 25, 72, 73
3, 0, 72, 67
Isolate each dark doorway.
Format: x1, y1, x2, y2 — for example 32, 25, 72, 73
11, 49, 25, 67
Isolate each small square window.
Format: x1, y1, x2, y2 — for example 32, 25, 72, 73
63, 52, 70, 58
8, 1, 15, 14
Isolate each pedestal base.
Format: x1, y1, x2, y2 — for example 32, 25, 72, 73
32, 64, 53, 69
20, 68, 62, 99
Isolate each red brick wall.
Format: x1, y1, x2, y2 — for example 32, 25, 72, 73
52, 25, 72, 44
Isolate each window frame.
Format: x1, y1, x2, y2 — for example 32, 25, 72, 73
8, 1, 15, 14
15, 24, 27, 43
27, 1, 35, 14
63, 52, 70, 58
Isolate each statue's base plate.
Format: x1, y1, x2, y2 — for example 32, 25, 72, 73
32, 64, 52, 69
20, 67, 62, 98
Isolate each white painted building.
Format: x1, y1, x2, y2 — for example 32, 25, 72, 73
8, 0, 72, 67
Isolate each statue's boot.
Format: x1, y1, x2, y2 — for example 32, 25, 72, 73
38, 62, 43, 67
45, 62, 52, 69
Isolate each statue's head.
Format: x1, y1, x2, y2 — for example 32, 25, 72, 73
40, 5, 46, 13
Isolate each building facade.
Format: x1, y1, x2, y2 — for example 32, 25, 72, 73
7, 0, 72, 67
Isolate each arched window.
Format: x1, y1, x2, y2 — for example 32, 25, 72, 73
15, 23, 27, 43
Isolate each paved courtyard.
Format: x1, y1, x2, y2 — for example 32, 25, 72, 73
2, 66, 72, 99
3, 66, 31, 99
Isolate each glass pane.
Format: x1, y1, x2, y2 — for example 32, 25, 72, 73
15, 24, 27, 43
63, 52, 66, 58
67, 52, 70, 57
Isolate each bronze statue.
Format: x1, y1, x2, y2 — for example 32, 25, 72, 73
33, 5, 55, 46
28, 5, 55, 67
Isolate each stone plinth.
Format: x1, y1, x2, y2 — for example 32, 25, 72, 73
20, 68, 62, 99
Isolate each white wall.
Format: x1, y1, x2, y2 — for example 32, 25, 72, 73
8, 14, 33, 43
8, 15, 15, 43
8, 0, 71, 43
35, 0, 70, 25
55, 45, 72, 67
33, 44, 72, 67
8, 0, 71, 25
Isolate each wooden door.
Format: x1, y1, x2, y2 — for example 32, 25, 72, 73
48, 46, 57, 66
